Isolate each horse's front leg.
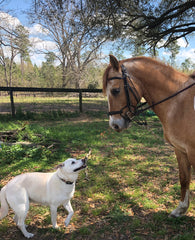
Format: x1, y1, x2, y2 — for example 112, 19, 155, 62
169, 148, 191, 217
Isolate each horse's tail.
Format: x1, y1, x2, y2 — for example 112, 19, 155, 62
0, 187, 9, 220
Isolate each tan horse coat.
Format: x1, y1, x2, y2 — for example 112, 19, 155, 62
103, 55, 195, 217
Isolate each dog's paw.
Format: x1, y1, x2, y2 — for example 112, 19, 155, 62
53, 224, 60, 229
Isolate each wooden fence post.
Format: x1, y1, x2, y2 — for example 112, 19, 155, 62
0, 87, 103, 116
79, 90, 82, 112
10, 90, 15, 117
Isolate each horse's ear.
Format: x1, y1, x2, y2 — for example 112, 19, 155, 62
109, 55, 119, 71
190, 71, 195, 79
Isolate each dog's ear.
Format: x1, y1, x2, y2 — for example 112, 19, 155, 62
55, 163, 64, 169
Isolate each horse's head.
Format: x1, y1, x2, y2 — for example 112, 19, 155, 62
103, 55, 142, 132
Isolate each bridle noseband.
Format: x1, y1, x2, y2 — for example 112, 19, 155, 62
107, 64, 140, 121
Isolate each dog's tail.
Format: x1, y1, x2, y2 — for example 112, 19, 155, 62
0, 186, 9, 220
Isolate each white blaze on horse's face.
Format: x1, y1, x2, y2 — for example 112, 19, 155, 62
106, 80, 130, 132
194, 96, 195, 111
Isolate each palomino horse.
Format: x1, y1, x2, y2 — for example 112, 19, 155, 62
103, 55, 195, 217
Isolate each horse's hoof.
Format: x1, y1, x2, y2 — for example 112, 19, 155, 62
168, 212, 179, 218
169, 207, 187, 218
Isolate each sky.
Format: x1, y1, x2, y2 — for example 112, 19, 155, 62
1, 0, 58, 65
1, 0, 195, 66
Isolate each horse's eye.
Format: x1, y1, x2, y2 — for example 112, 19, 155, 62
111, 88, 120, 96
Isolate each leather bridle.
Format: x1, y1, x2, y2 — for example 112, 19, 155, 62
107, 64, 140, 121
107, 64, 195, 122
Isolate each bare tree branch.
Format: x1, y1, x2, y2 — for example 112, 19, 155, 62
87, 0, 195, 49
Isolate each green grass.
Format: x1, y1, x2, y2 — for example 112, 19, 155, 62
0, 95, 107, 119
0, 109, 194, 240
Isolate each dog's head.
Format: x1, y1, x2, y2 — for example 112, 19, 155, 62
56, 158, 87, 181
59, 158, 87, 173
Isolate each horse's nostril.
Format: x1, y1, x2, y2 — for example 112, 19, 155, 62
113, 124, 119, 130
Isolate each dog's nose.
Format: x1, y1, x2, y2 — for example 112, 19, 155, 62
82, 158, 86, 164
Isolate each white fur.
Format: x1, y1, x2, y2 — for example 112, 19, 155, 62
194, 96, 195, 111
106, 80, 115, 110
109, 115, 129, 131
0, 158, 85, 238
169, 190, 189, 217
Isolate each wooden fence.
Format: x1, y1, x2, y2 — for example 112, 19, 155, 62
0, 87, 103, 117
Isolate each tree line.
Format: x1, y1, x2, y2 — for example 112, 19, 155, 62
0, 0, 194, 88
0, 51, 105, 89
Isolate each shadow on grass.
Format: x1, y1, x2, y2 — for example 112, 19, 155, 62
0, 163, 194, 240
0, 116, 194, 240
0, 210, 194, 240
2, 160, 193, 240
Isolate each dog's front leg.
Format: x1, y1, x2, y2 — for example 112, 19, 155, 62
64, 200, 74, 227
50, 205, 59, 229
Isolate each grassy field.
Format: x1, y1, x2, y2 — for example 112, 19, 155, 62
0, 109, 194, 240
0, 94, 107, 115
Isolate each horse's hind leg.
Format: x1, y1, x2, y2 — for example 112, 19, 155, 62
169, 148, 191, 217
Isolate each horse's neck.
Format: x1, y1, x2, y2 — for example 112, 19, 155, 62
127, 59, 188, 121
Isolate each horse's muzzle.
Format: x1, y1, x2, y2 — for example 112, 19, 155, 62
109, 115, 131, 132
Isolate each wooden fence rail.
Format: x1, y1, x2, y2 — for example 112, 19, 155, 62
0, 87, 103, 117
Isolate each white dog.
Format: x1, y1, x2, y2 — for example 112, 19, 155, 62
0, 158, 87, 238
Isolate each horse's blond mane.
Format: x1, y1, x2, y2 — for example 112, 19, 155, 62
103, 56, 188, 93
121, 56, 174, 72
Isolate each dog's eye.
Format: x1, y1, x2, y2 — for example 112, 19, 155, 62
111, 88, 120, 96
71, 161, 76, 165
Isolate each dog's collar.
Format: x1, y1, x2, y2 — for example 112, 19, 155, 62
57, 175, 74, 185
61, 179, 74, 184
